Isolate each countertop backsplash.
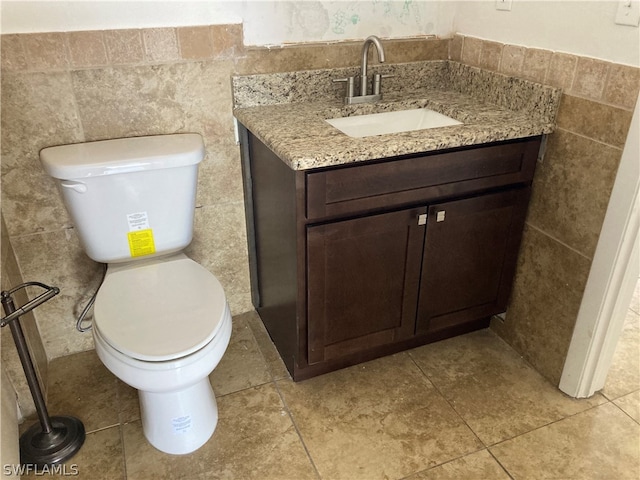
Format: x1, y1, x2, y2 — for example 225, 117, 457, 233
232, 60, 561, 170
232, 60, 561, 127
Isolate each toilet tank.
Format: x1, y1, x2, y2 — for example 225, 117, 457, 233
40, 134, 205, 263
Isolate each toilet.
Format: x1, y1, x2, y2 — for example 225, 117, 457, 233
40, 134, 232, 455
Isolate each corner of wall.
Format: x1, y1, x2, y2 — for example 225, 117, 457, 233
1, 213, 49, 418
0, 365, 20, 475
449, 34, 639, 386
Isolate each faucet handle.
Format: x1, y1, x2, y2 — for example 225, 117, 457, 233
332, 76, 356, 99
373, 73, 395, 95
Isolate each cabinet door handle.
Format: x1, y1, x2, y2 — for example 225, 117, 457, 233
418, 213, 427, 225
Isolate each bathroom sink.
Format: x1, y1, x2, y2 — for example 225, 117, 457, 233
326, 108, 463, 138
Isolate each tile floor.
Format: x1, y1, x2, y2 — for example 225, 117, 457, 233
22, 281, 640, 480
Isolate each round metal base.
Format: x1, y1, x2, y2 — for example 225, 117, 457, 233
19, 416, 85, 467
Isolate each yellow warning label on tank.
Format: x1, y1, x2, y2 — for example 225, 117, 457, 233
127, 229, 156, 257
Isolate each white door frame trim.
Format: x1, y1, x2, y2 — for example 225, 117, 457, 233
559, 98, 640, 398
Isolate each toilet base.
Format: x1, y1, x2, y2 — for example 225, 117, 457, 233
91, 298, 232, 455
139, 378, 218, 455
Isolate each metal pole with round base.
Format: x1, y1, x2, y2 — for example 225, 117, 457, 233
1, 282, 85, 468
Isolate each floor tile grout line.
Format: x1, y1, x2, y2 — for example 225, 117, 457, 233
433, 327, 552, 393
271, 379, 323, 480
486, 399, 616, 451
487, 448, 516, 480
406, 334, 620, 450
268, 349, 495, 480
246, 317, 599, 478
212, 311, 290, 401
84, 422, 121, 436
609, 394, 640, 426
242, 311, 292, 385
395, 447, 502, 480
214, 377, 278, 400
118, 422, 129, 480
212, 318, 291, 401
227, 314, 322, 480
481, 325, 604, 404
406, 349, 488, 449
599, 385, 640, 403
402, 349, 513, 479
237, 313, 270, 370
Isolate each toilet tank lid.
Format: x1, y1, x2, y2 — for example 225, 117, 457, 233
40, 134, 205, 179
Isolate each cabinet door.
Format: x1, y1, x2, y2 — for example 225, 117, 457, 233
307, 207, 426, 364
416, 188, 530, 335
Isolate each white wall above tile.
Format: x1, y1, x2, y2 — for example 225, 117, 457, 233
0, 1, 456, 44
452, 1, 640, 67
0, 1, 243, 33
238, 1, 456, 45
1, 1, 637, 65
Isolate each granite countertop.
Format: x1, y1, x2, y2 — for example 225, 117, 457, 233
232, 61, 561, 171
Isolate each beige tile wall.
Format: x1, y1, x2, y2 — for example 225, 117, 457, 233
450, 34, 639, 385
0, 26, 449, 368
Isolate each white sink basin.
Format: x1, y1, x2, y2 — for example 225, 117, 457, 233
326, 108, 463, 138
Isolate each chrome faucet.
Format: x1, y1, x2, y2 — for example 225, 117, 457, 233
360, 35, 385, 96
332, 35, 394, 105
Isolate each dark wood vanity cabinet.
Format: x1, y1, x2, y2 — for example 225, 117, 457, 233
240, 126, 541, 380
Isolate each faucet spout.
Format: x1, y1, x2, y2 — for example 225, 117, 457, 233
360, 35, 385, 96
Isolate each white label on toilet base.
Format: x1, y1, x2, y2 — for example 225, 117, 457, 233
172, 415, 192, 434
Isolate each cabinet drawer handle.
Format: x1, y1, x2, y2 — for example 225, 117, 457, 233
418, 213, 427, 225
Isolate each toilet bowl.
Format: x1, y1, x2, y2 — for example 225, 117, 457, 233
93, 253, 232, 454
39, 134, 230, 455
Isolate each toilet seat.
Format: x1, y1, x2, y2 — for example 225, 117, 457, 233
94, 256, 227, 362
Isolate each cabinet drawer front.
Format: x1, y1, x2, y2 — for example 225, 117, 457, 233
306, 137, 540, 220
